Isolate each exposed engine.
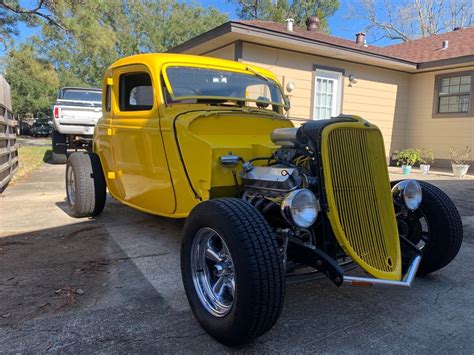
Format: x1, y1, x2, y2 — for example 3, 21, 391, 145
242, 166, 303, 196
233, 125, 337, 273
238, 127, 320, 232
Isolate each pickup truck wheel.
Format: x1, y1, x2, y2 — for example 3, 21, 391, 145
66, 152, 106, 218
181, 198, 285, 346
52, 130, 67, 164
392, 180, 463, 276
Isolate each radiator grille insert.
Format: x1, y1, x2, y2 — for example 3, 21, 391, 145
324, 126, 400, 277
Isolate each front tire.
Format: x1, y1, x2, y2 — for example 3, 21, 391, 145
66, 152, 106, 218
393, 181, 463, 275
181, 198, 285, 346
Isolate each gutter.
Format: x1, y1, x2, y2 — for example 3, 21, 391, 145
417, 54, 474, 70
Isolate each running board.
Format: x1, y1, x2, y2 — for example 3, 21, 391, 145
343, 255, 422, 288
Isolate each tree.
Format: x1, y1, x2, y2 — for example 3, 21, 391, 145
5, 43, 59, 117
0, 0, 67, 50
0, 7, 17, 49
37, 1, 119, 87
3, 0, 228, 112
0, 0, 66, 30
35, 0, 228, 86
105, 0, 228, 54
350, 0, 474, 42
232, 0, 340, 32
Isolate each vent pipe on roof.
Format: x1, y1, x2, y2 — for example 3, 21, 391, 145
453, 26, 461, 31
285, 18, 294, 32
306, 16, 319, 31
442, 40, 449, 49
355, 32, 366, 44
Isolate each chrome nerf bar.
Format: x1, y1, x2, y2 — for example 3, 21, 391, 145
343, 255, 422, 288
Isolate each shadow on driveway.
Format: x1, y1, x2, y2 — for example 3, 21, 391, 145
1, 164, 473, 352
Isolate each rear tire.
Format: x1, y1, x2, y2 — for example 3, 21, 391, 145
393, 180, 463, 275
181, 198, 285, 346
52, 130, 67, 164
66, 152, 106, 218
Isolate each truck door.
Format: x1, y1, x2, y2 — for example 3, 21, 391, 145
110, 64, 176, 214
94, 72, 115, 194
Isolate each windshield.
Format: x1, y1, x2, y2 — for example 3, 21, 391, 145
164, 66, 287, 111
62, 89, 102, 102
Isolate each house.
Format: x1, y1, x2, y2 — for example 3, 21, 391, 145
169, 20, 474, 168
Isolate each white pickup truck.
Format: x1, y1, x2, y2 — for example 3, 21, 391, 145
52, 87, 102, 163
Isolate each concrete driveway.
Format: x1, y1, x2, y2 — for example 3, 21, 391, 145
1, 163, 473, 353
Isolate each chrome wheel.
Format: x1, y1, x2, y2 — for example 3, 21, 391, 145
66, 165, 76, 206
191, 227, 235, 317
398, 209, 431, 250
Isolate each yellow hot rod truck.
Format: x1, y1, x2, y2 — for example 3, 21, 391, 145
65, 54, 462, 346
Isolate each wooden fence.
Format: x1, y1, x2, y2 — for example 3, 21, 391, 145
0, 75, 18, 192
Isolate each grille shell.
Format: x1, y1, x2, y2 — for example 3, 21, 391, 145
321, 123, 401, 280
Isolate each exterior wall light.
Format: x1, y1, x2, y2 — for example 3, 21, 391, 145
286, 81, 295, 93
348, 74, 357, 84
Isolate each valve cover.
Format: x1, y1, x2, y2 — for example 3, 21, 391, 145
242, 166, 302, 194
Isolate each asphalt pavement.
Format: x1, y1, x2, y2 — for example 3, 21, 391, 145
0, 163, 473, 353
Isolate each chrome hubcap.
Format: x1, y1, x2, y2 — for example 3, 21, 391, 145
191, 227, 235, 317
66, 166, 76, 206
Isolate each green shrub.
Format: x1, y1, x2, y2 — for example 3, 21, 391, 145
397, 148, 421, 166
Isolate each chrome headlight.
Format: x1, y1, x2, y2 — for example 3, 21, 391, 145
281, 189, 320, 228
391, 180, 422, 211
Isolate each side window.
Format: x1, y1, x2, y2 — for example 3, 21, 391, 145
433, 71, 473, 117
119, 72, 153, 111
105, 85, 112, 112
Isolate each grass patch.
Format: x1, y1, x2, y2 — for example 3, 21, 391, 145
10, 146, 52, 185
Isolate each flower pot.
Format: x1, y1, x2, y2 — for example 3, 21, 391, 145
420, 164, 430, 175
452, 164, 470, 178
402, 165, 412, 175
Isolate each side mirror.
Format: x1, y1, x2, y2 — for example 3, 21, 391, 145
256, 96, 270, 109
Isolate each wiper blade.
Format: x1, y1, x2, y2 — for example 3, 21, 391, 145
246, 66, 270, 82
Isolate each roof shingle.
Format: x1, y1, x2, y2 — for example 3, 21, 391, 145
238, 20, 474, 64
379, 27, 474, 62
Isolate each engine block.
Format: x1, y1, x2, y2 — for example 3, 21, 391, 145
241, 166, 303, 195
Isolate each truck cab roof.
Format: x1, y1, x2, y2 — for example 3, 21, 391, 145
58, 87, 101, 99
107, 53, 279, 82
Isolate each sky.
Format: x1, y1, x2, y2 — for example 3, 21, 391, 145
6, 0, 393, 57
200, 0, 371, 43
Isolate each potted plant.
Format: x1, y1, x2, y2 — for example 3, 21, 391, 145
397, 148, 421, 175
450, 146, 471, 178
419, 148, 435, 175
